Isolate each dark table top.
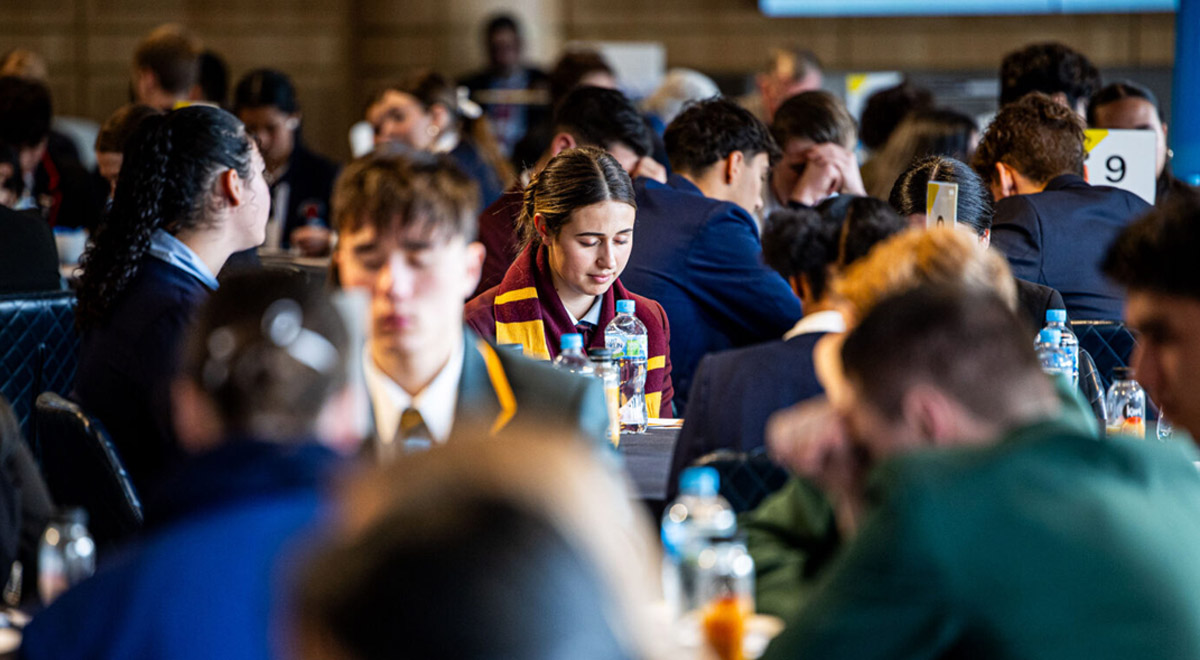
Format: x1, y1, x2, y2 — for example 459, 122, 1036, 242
618, 426, 680, 502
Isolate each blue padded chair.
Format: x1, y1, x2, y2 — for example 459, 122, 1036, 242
35, 392, 142, 549
0, 291, 80, 456
692, 449, 789, 514
1071, 320, 1137, 394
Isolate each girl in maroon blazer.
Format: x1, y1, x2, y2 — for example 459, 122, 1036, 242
466, 146, 674, 417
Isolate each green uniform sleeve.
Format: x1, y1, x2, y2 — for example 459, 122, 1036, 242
741, 477, 841, 622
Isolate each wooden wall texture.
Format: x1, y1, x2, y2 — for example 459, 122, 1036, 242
0, 0, 1176, 160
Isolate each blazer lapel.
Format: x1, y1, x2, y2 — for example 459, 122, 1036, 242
452, 329, 512, 440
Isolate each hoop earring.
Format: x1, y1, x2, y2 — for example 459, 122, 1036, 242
425, 124, 439, 138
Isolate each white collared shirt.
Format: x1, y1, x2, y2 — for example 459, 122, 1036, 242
782, 310, 847, 341
363, 340, 465, 446
565, 296, 604, 327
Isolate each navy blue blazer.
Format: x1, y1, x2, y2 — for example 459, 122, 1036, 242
667, 331, 826, 497
990, 174, 1150, 321
621, 175, 803, 412
73, 259, 212, 496
0, 206, 60, 294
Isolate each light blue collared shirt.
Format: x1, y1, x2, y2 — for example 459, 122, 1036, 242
146, 229, 219, 290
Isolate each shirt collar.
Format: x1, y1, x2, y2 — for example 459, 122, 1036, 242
783, 310, 846, 340
362, 339, 465, 446
146, 229, 220, 290
566, 296, 604, 327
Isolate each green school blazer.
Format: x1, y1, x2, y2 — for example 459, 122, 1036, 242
762, 418, 1200, 660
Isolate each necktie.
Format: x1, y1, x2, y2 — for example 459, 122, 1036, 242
576, 321, 596, 347
396, 407, 433, 454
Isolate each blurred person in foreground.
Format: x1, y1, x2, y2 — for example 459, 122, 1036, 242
1104, 188, 1200, 441
765, 91, 865, 215
23, 269, 355, 659
972, 92, 1149, 320
291, 432, 671, 660
760, 284, 1200, 660
999, 41, 1100, 118
621, 97, 800, 412
744, 227, 1093, 622
1089, 80, 1194, 208
890, 154, 1064, 332
331, 151, 608, 455
474, 86, 665, 297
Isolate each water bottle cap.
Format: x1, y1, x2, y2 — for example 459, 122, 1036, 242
560, 333, 583, 350
1112, 366, 1136, 381
587, 348, 613, 360
1038, 329, 1061, 344
616, 299, 636, 315
1046, 309, 1067, 323
679, 467, 719, 496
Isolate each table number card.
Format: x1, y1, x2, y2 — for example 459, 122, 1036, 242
1083, 129, 1157, 205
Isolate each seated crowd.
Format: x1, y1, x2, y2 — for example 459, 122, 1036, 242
0, 18, 1198, 660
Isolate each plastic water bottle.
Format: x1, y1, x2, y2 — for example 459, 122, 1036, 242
662, 467, 737, 616
1040, 309, 1079, 386
588, 348, 621, 448
552, 333, 593, 376
604, 299, 648, 433
1106, 367, 1146, 439
38, 508, 95, 605
1035, 329, 1072, 381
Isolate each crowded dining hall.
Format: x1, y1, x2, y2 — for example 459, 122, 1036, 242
1, 0, 1199, 656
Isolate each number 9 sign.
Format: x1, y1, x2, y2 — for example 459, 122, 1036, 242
1083, 129, 1156, 205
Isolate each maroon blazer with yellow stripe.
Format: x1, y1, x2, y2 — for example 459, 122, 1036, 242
465, 245, 674, 417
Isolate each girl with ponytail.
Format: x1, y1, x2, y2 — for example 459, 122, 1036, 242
74, 104, 269, 494
365, 70, 513, 209
465, 146, 674, 418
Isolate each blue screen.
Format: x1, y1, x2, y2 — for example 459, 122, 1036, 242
759, 0, 1176, 17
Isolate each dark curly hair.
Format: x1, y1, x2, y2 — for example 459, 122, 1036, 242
761, 207, 841, 299
999, 42, 1100, 111
664, 97, 780, 175
76, 105, 254, 329
817, 195, 906, 268
889, 155, 993, 237
971, 92, 1085, 188
519, 146, 635, 250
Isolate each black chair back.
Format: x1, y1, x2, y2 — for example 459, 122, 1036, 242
692, 449, 789, 513
1078, 347, 1107, 429
0, 291, 80, 456
35, 392, 142, 548
1071, 320, 1137, 394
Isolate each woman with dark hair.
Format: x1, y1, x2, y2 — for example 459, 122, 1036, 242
234, 68, 340, 255
366, 70, 511, 208
73, 104, 269, 494
889, 154, 1065, 331
864, 108, 979, 200
465, 146, 673, 417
